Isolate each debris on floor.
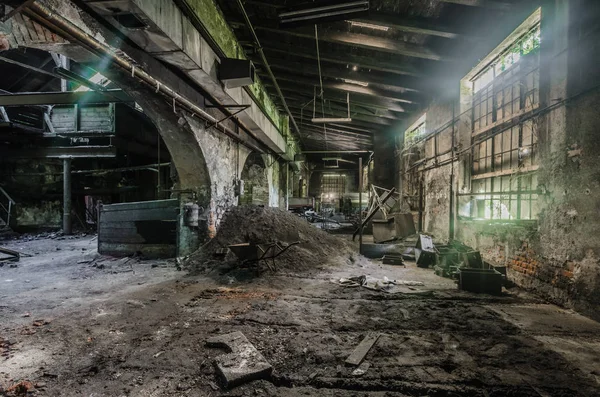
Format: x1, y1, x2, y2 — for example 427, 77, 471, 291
334, 275, 424, 293
382, 254, 404, 266
187, 206, 356, 273
206, 331, 273, 389
0, 246, 20, 262
345, 332, 381, 366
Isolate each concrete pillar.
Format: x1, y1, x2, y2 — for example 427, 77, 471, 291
358, 157, 363, 253
285, 162, 289, 210
177, 192, 201, 257
62, 158, 72, 235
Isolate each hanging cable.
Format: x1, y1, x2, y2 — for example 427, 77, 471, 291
315, 25, 324, 98
315, 25, 328, 150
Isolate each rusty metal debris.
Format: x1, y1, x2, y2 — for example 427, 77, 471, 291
0, 246, 20, 262
228, 240, 300, 272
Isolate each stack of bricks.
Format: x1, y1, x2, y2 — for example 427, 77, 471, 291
510, 244, 540, 276
509, 242, 575, 287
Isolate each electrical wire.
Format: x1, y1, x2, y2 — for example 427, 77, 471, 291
314, 24, 328, 150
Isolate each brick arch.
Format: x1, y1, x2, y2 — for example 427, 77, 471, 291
112, 79, 212, 208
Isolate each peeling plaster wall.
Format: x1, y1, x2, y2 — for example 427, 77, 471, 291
265, 157, 280, 208
0, 160, 64, 231
15, 201, 62, 229
396, 1, 600, 320
399, 99, 457, 240
185, 115, 251, 226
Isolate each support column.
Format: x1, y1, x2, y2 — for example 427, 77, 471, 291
358, 156, 363, 254
285, 162, 289, 210
63, 157, 72, 235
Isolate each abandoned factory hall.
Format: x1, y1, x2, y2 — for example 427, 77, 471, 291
1, 0, 600, 395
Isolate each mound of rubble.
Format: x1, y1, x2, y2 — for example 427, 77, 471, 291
188, 205, 354, 273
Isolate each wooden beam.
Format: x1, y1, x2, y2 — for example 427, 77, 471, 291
291, 113, 384, 132
353, 13, 461, 39
301, 131, 372, 144
439, 0, 512, 10
236, 25, 446, 61
285, 96, 400, 120
259, 72, 418, 104
0, 90, 132, 106
289, 108, 393, 128
298, 122, 373, 138
236, 1, 461, 38
274, 85, 409, 113
258, 43, 423, 77
253, 54, 422, 93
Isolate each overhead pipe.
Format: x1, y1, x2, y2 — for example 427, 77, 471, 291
235, 0, 301, 139
23, 2, 266, 153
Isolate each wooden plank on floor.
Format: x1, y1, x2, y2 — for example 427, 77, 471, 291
345, 332, 380, 366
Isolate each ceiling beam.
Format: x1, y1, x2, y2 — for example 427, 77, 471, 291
329, 123, 376, 134
253, 55, 422, 93
259, 72, 418, 104
439, 0, 512, 10
284, 95, 400, 120
234, 1, 462, 38
0, 90, 132, 106
0, 145, 116, 158
353, 13, 461, 39
254, 42, 423, 77
301, 131, 372, 145
297, 122, 373, 138
274, 85, 408, 113
290, 112, 384, 132
290, 103, 394, 126
234, 24, 446, 61
298, 118, 377, 135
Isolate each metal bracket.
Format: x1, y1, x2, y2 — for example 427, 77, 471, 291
0, 106, 8, 122
206, 105, 250, 130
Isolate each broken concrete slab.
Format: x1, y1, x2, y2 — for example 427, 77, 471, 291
345, 332, 380, 366
206, 331, 273, 388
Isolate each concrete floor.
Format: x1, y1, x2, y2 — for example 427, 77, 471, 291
1, 235, 599, 396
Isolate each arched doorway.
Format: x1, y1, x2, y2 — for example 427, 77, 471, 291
240, 153, 269, 206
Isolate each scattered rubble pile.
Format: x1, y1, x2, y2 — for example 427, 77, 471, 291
188, 206, 354, 273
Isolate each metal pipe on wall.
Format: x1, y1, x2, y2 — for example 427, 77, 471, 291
24, 2, 266, 154
235, 0, 301, 137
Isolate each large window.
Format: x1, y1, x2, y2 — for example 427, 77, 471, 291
402, 114, 426, 210
465, 16, 541, 221
320, 174, 346, 202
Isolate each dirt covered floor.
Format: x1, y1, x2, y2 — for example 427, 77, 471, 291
1, 232, 600, 396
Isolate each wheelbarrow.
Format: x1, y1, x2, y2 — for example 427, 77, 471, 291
228, 241, 300, 272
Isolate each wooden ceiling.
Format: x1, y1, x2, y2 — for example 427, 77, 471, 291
216, 0, 537, 153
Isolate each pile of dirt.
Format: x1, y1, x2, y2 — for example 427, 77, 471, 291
187, 206, 354, 273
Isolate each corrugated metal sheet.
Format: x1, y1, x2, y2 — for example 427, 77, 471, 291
98, 199, 179, 258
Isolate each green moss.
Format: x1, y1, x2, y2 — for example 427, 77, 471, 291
184, 0, 292, 146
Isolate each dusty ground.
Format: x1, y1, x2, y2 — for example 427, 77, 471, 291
1, 234, 600, 396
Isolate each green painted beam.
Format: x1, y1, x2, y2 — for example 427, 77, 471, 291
181, 0, 294, 145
